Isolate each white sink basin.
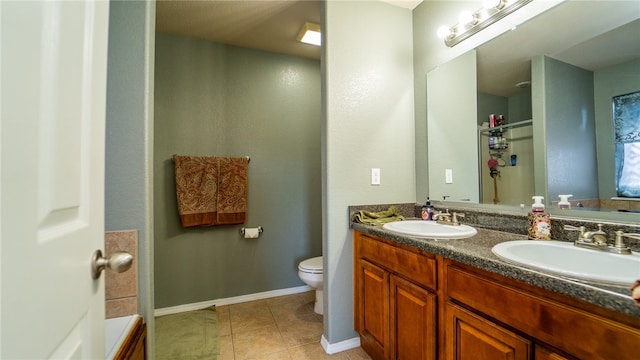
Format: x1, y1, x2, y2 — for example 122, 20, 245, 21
492, 240, 640, 286
382, 220, 477, 240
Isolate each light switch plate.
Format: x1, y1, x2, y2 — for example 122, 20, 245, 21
371, 168, 381, 185
445, 168, 453, 184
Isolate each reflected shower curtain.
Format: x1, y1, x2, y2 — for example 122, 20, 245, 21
614, 91, 640, 197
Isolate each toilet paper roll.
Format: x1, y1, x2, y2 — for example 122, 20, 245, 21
243, 227, 260, 239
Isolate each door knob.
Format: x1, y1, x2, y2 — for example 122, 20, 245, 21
91, 249, 133, 279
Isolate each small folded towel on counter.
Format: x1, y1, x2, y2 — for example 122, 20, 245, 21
353, 206, 404, 225
174, 155, 248, 227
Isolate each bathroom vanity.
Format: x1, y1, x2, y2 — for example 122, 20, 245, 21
353, 225, 640, 360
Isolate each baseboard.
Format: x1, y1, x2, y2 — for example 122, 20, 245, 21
154, 285, 312, 317
320, 334, 361, 354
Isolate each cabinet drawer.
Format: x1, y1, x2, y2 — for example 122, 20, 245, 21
534, 345, 573, 360
446, 264, 640, 360
359, 234, 436, 291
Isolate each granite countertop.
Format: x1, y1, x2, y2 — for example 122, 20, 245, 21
352, 221, 640, 320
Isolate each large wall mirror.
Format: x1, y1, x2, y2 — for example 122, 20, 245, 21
427, 1, 640, 221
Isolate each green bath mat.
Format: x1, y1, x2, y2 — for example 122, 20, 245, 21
155, 306, 219, 360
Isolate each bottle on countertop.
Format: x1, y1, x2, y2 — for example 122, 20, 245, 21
421, 198, 435, 220
528, 196, 551, 240
558, 194, 572, 209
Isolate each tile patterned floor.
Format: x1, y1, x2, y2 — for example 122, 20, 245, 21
216, 291, 372, 360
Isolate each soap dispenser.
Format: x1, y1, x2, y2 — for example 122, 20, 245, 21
558, 194, 572, 209
421, 197, 434, 220
528, 196, 551, 240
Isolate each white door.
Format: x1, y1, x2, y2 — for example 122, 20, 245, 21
1, 0, 109, 358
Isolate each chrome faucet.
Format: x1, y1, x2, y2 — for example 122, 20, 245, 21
432, 209, 451, 224
451, 212, 465, 226
610, 231, 640, 255
564, 224, 608, 250
583, 224, 608, 245
433, 210, 465, 226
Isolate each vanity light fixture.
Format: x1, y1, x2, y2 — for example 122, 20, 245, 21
438, 0, 532, 47
296, 22, 321, 46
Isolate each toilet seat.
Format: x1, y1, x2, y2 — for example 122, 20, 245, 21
297, 256, 324, 315
298, 256, 323, 274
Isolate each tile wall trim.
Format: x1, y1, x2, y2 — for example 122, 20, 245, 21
105, 230, 138, 318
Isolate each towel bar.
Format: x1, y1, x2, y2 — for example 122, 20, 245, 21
171, 155, 250, 163
240, 226, 263, 235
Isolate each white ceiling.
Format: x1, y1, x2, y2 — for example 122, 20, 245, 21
155, 1, 422, 60
156, 0, 323, 60
379, 0, 423, 10
156, 1, 640, 97
477, 1, 640, 97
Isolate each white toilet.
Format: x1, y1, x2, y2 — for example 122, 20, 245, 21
298, 256, 323, 315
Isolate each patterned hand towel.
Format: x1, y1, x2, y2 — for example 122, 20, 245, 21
174, 155, 248, 227
216, 157, 248, 225
174, 155, 219, 227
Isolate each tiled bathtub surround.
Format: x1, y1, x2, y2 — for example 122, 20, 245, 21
601, 198, 640, 211
550, 197, 640, 211
105, 230, 138, 319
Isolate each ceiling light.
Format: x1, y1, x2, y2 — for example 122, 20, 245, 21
296, 22, 321, 46
483, 0, 505, 10
440, 0, 531, 47
458, 11, 476, 26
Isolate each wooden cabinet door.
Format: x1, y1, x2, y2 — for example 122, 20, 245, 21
446, 303, 531, 360
357, 259, 389, 360
390, 275, 437, 360
534, 345, 572, 360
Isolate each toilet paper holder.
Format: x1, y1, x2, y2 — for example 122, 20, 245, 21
240, 226, 263, 235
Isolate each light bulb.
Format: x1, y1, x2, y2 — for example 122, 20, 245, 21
437, 26, 452, 39
458, 11, 474, 25
482, 0, 501, 9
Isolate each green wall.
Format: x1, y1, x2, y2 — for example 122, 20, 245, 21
105, 0, 155, 352
323, 1, 415, 344
477, 93, 508, 126
153, 33, 321, 308
508, 92, 533, 123
594, 58, 640, 199
412, 1, 561, 202
426, 50, 478, 202
539, 56, 598, 201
